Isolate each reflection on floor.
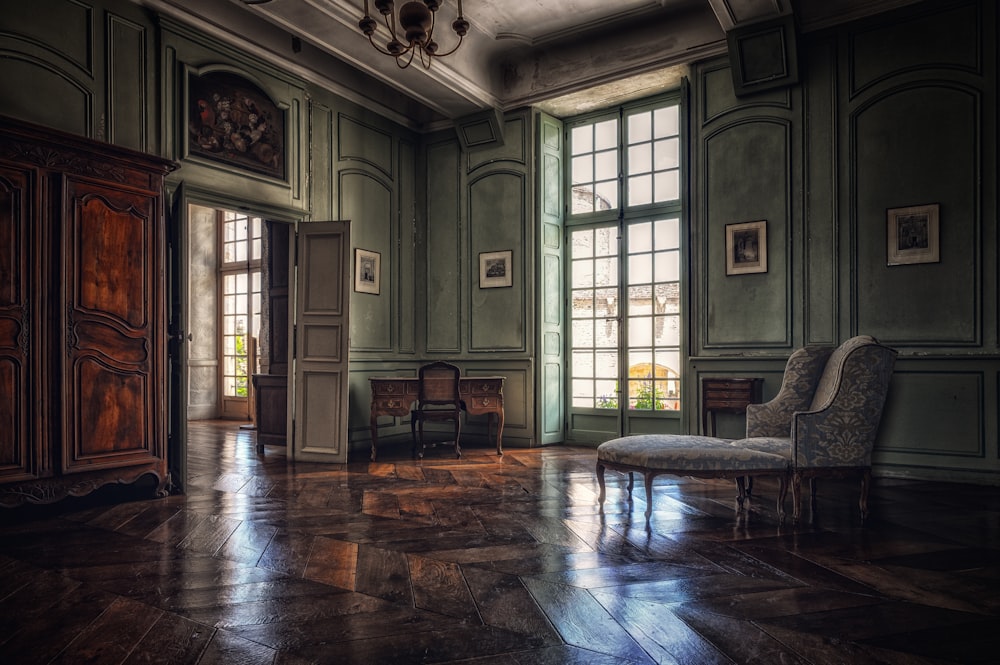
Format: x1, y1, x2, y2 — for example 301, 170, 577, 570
0, 420, 997, 664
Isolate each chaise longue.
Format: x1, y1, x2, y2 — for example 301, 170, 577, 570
596, 335, 897, 522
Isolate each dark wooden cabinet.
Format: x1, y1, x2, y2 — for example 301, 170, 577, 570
0, 116, 176, 506
701, 377, 763, 437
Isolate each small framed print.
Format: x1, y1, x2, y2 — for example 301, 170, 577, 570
354, 248, 380, 294
887, 204, 940, 266
479, 250, 513, 288
725, 220, 767, 275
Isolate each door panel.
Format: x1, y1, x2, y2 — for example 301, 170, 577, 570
0, 164, 37, 481
62, 176, 164, 473
166, 184, 188, 493
290, 221, 350, 463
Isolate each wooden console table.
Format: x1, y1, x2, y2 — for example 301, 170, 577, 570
369, 376, 505, 461
701, 377, 763, 437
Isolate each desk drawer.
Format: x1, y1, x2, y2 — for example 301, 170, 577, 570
372, 396, 411, 412
461, 378, 504, 396
701, 378, 761, 409
372, 380, 416, 397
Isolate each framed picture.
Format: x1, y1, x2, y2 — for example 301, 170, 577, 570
479, 250, 513, 288
187, 70, 285, 179
354, 248, 380, 295
887, 203, 940, 266
725, 221, 767, 275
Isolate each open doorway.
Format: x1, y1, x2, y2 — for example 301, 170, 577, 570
186, 203, 262, 423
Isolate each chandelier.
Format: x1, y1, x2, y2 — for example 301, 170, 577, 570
359, 1, 469, 69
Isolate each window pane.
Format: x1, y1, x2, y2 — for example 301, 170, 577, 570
656, 218, 679, 248
654, 170, 679, 202
654, 137, 679, 170
628, 174, 652, 206
654, 250, 679, 282
628, 143, 651, 175
628, 254, 652, 284
654, 106, 679, 138
629, 222, 652, 253
593, 257, 617, 287
572, 125, 592, 154
628, 111, 651, 144
572, 260, 594, 288
594, 150, 617, 181
595, 227, 617, 256
571, 290, 594, 317
594, 119, 617, 150
594, 180, 618, 211
571, 154, 592, 184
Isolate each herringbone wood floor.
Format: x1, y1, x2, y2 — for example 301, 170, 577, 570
1, 421, 998, 664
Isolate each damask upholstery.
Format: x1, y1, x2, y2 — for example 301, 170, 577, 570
595, 336, 896, 524
740, 335, 897, 521
596, 435, 789, 519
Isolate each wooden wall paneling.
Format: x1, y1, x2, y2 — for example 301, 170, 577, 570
424, 140, 462, 354
342, 171, 393, 352
803, 37, 840, 346
397, 139, 417, 355
469, 170, 527, 352
702, 118, 792, 348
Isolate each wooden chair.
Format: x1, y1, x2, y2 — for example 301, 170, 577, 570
411, 361, 463, 459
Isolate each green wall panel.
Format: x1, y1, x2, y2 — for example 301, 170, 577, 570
107, 14, 147, 150
854, 86, 979, 344
704, 120, 790, 347
425, 140, 462, 353
469, 171, 525, 351
342, 172, 393, 351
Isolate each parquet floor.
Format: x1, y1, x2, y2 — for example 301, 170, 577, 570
1, 421, 998, 664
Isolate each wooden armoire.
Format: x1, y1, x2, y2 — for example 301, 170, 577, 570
0, 116, 177, 507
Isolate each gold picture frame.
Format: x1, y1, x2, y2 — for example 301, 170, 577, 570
725, 220, 767, 275
354, 248, 380, 294
887, 203, 940, 266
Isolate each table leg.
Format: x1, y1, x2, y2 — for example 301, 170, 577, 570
495, 409, 504, 456
369, 413, 378, 462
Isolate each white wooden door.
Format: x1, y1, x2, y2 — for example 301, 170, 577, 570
288, 221, 351, 463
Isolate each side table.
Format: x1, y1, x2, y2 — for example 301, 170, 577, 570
701, 377, 764, 437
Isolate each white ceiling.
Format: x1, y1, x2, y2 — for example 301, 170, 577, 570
137, 0, 923, 129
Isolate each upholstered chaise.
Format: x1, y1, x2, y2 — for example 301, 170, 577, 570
596, 435, 790, 518
596, 335, 897, 523
741, 335, 897, 522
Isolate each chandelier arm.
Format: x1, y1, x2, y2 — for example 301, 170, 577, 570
367, 33, 399, 57
427, 34, 463, 58
396, 47, 417, 69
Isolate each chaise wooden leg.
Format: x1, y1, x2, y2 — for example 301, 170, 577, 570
735, 476, 747, 507
644, 473, 654, 518
627, 472, 634, 500
776, 473, 788, 521
596, 463, 606, 505
860, 468, 871, 522
792, 471, 803, 523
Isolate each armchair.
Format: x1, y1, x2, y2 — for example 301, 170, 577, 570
741, 336, 897, 522
411, 361, 463, 459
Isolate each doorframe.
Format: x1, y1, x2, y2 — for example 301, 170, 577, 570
165, 181, 304, 492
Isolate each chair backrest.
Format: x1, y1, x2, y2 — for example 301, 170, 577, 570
418, 361, 461, 406
745, 344, 834, 437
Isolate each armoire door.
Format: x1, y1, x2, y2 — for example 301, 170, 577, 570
61, 175, 166, 474
289, 220, 350, 463
0, 162, 40, 483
